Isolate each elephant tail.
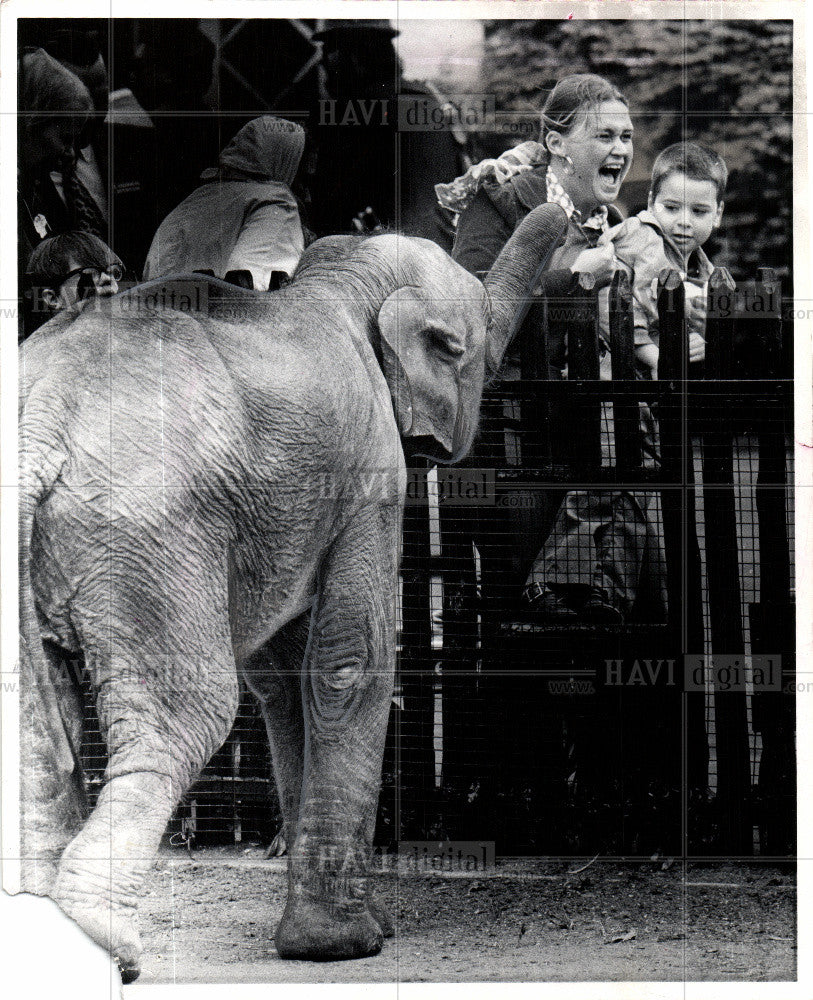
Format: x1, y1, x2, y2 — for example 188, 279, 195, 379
18, 463, 76, 774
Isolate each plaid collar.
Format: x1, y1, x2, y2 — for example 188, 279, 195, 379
546, 168, 609, 233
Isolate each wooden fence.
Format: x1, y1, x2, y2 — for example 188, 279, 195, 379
395, 267, 794, 856
78, 268, 794, 856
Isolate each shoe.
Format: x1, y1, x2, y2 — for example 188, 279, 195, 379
524, 583, 578, 621
582, 589, 625, 625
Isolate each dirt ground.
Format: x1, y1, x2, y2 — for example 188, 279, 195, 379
129, 844, 796, 986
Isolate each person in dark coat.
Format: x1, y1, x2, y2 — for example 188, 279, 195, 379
432, 75, 635, 808
18, 47, 95, 339
436, 74, 646, 820
309, 20, 467, 249
439, 72, 633, 602
42, 27, 160, 279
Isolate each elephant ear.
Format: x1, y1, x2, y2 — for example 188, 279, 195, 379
377, 289, 416, 437
377, 286, 465, 459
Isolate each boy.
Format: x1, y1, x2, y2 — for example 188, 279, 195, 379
524, 142, 726, 623
607, 141, 727, 377
23, 231, 123, 339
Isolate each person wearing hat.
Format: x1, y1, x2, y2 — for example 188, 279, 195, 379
307, 21, 400, 237
143, 116, 306, 290
308, 19, 466, 249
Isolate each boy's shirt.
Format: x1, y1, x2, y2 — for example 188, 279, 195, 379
600, 209, 714, 348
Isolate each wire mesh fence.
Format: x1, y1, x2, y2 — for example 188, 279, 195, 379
75, 267, 794, 858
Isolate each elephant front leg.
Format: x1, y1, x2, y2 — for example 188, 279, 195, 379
275, 518, 396, 961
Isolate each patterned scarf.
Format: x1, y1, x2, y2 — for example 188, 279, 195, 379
545, 168, 608, 235
435, 144, 611, 239
434, 140, 546, 215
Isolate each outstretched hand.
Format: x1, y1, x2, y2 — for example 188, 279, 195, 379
685, 294, 707, 362
685, 294, 707, 337
688, 332, 706, 363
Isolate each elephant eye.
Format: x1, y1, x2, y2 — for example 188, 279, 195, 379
427, 326, 465, 360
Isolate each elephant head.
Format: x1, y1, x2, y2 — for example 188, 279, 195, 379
294, 203, 568, 464
374, 245, 486, 463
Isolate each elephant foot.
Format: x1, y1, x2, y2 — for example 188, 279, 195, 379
369, 895, 395, 938
274, 895, 383, 961
265, 829, 287, 858
52, 891, 143, 983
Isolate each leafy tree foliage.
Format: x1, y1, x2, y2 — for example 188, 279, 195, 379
481, 19, 793, 284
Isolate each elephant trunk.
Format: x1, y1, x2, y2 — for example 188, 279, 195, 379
483, 203, 569, 382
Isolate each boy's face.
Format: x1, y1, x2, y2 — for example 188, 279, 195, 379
42, 255, 121, 313
649, 172, 723, 258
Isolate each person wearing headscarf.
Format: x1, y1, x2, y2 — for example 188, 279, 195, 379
143, 116, 307, 290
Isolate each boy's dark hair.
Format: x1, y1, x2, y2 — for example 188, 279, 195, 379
26, 231, 121, 288
651, 142, 728, 202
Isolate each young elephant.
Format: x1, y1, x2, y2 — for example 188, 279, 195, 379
18, 205, 567, 980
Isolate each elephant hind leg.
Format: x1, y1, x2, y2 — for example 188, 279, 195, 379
52, 581, 240, 981
244, 620, 396, 941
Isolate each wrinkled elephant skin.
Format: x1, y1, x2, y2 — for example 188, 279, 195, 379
17, 207, 568, 978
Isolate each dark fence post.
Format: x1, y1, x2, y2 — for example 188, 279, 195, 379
656, 269, 687, 481
656, 271, 710, 813
399, 461, 438, 838
519, 292, 547, 380
747, 269, 795, 855
702, 267, 752, 856
519, 292, 552, 467
656, 269, 686, 384
437, 493, 485, 829
567, 272, 601, 471
751, 271, 790, 598
609, 269, 641, 476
